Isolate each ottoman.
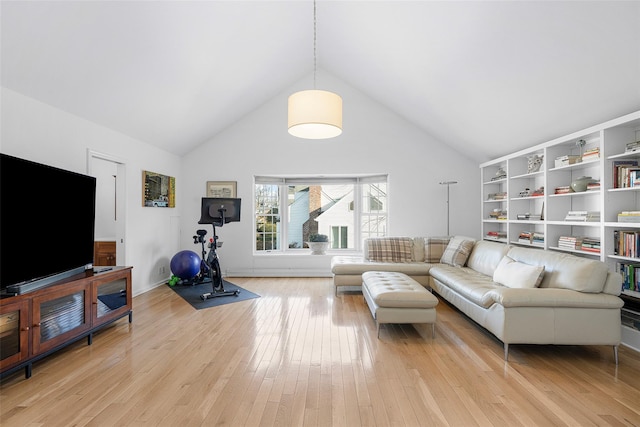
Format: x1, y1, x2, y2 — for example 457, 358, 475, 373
362, 271, 438, 338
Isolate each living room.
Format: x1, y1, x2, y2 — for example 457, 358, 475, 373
2, 1, 640, 425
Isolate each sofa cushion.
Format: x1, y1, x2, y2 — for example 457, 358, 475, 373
412, 237, 426, 262
466, 240, 512, 277
493, 256, 545, 289
424, 236, 450, 263
330, 256, 433, 276
366, 237, 413, 262
506, 247, 609, 293
430, 265, 501, 308
440, 236, 476, 267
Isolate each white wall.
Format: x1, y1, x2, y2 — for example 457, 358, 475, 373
181, 72, 481, 277
1, 88, 181, 295
1, 72, 481, 288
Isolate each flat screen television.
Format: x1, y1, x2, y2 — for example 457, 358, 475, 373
198, 198, 241, 226
1, 153, 97, 294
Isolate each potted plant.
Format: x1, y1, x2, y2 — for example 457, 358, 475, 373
307, 233, 329, 255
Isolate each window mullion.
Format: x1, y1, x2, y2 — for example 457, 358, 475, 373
354, 183, 362, 251
280, 183, 288, 253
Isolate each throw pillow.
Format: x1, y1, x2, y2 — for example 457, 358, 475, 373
493, 256, 545, 289
424, 237, 451, 263
440, 236, 475, 267
367, 237, 413, 263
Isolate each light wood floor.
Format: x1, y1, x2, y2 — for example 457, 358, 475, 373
2, 277, 640, 426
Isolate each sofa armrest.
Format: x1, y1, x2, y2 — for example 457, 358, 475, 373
486, 288, 624, 309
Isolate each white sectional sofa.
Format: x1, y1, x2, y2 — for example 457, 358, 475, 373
331, 236, 624, 362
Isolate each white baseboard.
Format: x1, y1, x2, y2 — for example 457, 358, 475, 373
225, 268, 332, 278
134, 278, 168, 297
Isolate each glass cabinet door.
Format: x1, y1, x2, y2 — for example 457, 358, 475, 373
32, 282, 90, 354
0, 299, 29, 370
94, 277, 128, 319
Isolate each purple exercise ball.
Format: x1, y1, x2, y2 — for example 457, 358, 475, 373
170, 250, 201, 279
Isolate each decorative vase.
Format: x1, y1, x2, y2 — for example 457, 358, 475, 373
307, 242, 329, 255
570, 176, 595, 192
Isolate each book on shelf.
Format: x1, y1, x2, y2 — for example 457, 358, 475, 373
554, 186, 572, 194
487, 192, 507, 200
518, 231, 532, 243
618, 263, 640, 292
531, 232, 544, 246
586, 182, 600, 191
614, 230, 640, 258
531, 186, 545, 197
626, 140, 640, 153
489, 209, 508, 220
554, 155, 580, 168
558, 236, 583, 250
618, 211, 640, 223
581, 237, 601, 253
516, 213, 542, 220
613, 160, 639, 188
581, 147, 600, 161
485, 231, 507, 241
564, 211, 600, 222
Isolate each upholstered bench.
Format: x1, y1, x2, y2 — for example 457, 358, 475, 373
362, 271, 438, 338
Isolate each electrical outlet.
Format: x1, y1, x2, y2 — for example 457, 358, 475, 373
159, 266, 166, 275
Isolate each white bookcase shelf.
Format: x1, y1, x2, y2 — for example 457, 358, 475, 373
480, 110, 640, 349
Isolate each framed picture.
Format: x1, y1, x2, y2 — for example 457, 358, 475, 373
206, 181, 237, 198
142, 170, 175, 207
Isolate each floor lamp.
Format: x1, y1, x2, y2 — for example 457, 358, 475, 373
439, 181, 458, 236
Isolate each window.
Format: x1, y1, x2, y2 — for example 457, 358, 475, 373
331, 226, 348, 249
254, 175, 387, 253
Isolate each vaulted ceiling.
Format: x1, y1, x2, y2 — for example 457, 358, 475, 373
2, 1, 639, 162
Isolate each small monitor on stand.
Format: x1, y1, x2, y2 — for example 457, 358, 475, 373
198, 198, 241, 226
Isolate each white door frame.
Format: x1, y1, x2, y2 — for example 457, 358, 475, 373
87, 149, 127, 266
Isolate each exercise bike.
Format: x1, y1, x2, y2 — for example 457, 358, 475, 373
193, 207, 240, 300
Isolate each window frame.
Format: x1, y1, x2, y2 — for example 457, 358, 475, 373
254, 175, 388, 254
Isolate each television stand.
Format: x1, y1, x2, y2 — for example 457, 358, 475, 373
0, 266, 133, 380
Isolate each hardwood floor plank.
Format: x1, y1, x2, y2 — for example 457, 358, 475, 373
2, 277, 640, 426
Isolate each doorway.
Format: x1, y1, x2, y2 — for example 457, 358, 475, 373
87, 150, 126, 266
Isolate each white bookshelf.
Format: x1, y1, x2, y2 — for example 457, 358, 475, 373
480, 110, 640, 349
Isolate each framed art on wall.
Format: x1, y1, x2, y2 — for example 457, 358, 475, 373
143, 170, 175, 207
206, 181, 237, 198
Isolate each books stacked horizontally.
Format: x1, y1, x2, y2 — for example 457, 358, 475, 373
613, 160, 639, 188
558, 236, 583, 250
487, 192, 507, 201
581, 147, 600, 162
581, 237, 601, 253
555, 185, 572, 194
564, 211, 600, 222
518, 231, 544, 246
554, 155, 580, 168
516, 213, 542, 220
587, 181, 601, 191
618, 211, 640, 223
518, 231, 532, 244
485, 231, 507, 241
532, 232, 545, 247
626, 140, 640, 154
489, 209, 507, 220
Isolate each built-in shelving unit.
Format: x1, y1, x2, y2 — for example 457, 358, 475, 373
480, 110, 640, 351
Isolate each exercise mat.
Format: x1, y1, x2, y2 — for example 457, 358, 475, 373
167, 280, 260, 310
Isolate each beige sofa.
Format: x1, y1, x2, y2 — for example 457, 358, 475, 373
331, 236, 624, 362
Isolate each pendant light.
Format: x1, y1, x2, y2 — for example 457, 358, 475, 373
288, 0, 342, 139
